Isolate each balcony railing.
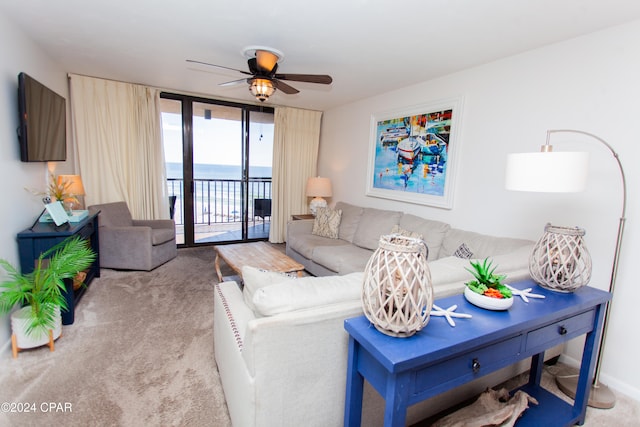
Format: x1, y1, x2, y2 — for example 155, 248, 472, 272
167, 177, 272, 226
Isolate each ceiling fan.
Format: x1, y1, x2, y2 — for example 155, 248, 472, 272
187, 46, 333, 102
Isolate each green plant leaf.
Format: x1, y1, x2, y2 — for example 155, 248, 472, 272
464, 257, 507, 289
0, 236, 95, 338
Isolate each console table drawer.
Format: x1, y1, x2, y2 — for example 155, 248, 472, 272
414, 335, 522, 393
525, 310, 595, 352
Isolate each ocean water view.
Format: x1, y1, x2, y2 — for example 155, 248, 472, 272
166, 162, 272, 180
165, 162, 273, 226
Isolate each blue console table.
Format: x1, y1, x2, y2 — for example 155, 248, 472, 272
17, 212, 100, 325
344, 280, 610, 427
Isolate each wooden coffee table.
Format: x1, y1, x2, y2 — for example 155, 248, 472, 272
213, 241, 305, 282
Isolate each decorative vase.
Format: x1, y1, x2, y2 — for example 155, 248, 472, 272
529, 223, 592, 292
361, 234, 433, 337
463, 287, 514, 311
11, 305, 62, 358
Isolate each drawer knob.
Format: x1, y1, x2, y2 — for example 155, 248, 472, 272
472, 358, 481, 373
559, 326, 568, 335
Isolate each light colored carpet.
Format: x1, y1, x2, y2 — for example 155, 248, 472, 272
0, 247, 233, 426
1, 246, 637, 426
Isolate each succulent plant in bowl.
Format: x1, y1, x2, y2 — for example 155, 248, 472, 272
464, 258, 513, 310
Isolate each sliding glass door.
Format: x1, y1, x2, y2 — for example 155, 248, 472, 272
160, 94, 273, 246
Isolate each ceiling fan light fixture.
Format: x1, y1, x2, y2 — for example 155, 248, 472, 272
249, 78, 276, 102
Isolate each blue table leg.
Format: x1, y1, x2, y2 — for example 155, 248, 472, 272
384, 372, 411, 427
345, 336, 364, 427
528, 352, 544, 388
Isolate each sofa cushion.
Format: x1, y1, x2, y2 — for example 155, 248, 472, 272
312, 207, 342, 239
440, 228, 533, 260
335, 201, 364, 243
426, 243, 534, 298
428, 256, 476, 289
398, 214, 450, 261
288, 232, 351, 259
312, 244, 374, 274
241, 266, 297, 312
352, 208, 402, 250
252, 272, 363, 316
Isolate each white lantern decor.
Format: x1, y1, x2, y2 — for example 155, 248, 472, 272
529, 223, 592, 292
362, 234, 433, 337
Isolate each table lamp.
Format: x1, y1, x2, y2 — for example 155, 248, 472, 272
505, 129, 627, 409
57, 175, 86, 210
306, 176, 332, 215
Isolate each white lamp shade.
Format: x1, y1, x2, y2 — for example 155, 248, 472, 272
505, 151, 589, 193
306, 177, 333, 197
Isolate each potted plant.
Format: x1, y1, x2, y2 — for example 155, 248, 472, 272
0, 236, 96, 357
463, 258, 513, 310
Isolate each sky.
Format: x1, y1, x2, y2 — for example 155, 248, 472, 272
161, 112, 274, 166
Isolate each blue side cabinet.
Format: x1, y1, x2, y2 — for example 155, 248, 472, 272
344, 280, 610, 427
17, 213, 100, 325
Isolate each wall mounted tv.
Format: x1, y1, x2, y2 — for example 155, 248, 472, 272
17, 72, 67, 162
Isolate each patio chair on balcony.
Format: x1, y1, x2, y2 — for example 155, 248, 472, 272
253, 198, 272, 228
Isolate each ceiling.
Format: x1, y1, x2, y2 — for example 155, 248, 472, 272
3, 0, 640, 111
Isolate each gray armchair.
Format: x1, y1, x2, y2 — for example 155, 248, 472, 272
88, 201, 177, 271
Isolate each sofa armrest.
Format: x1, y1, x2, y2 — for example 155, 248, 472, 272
214, 281, 257, 353
286, 218, 313, 236
213, 281, 259, 427
133, 219, 175, 230
240, 300, 363, 426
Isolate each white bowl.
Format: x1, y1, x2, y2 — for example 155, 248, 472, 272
464, 286, 514, 311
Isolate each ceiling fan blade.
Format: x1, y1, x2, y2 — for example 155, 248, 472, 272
274, 74, 333, 84
219, 78, 249, 87
273, 79, 299, 95
256, 50, 279, 73
186, 59, 252, 75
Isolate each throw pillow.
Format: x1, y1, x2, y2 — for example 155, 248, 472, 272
241, 266, 297, 313
453, 243, 474, 259
312, 207, 342, 239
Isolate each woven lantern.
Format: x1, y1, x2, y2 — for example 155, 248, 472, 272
529, 223, 592, 292
361, 234, 433, 337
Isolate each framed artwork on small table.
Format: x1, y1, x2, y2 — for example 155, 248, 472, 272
44, 201, 70, 226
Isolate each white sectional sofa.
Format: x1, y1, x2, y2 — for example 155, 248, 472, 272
213, 202, 555, 426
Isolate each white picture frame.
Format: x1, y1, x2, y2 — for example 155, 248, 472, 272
366, 96, 464, 209
44, 201, 70, 226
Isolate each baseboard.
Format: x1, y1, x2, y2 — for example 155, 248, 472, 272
558, 354, 640, 403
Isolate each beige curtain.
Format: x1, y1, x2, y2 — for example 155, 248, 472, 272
69, 74, 168, 219
270, 107, 323, 243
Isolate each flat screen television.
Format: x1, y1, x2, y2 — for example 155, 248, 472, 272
17, 72, 67, 162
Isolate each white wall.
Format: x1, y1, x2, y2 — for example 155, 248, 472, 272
320, 20, 640, 400
0, 13, 71, 352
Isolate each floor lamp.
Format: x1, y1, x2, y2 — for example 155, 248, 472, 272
505, 129, 627, 409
